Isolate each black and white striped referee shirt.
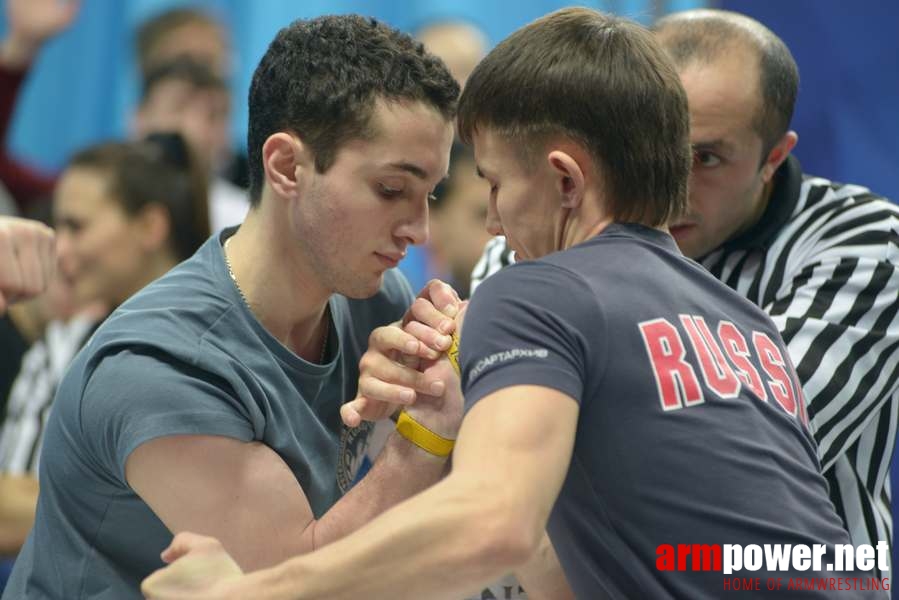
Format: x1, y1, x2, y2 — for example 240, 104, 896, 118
470, 155, 899, 574
0, 317, 96, 475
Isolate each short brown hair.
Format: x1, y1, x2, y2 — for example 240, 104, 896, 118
458, 7, 691, 226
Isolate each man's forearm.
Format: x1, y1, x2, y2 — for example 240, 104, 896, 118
301, 431, 448, 551
248, 474, 535, 600
514, 532, 574, 600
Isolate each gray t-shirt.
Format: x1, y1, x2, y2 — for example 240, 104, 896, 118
461, 224, 878, 599
3, 232, 413, 599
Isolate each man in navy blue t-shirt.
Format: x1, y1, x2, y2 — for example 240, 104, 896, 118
141, 8, 882, 600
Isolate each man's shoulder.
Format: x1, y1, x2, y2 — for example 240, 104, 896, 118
797, 172, 897, 218
471, 258, 595, 319
779, 173, 899, 259
74, 260, 245, 395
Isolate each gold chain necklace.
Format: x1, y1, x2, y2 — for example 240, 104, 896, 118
223, 236, 329, 363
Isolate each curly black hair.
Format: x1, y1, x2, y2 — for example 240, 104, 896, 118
247, 15, 459, 205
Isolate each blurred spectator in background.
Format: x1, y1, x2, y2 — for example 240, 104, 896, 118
0, 0, 78, 215
0, 0, 79, 438
0, 133, 210, 592
429, 145, 491, 299
416, 19, 487, 89
0, 212, 55, 593
135, 6, 231, 82
0, 0, 246, 232
417, 20, 492, 300
133, 56, 248, 231
135, 6, 250, 187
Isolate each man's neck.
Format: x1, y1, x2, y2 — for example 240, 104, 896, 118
751, 179, 775, 228
225, 210, 331, 361
558, 202, 614, 252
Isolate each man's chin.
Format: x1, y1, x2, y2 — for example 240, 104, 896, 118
337, 273, 385, 300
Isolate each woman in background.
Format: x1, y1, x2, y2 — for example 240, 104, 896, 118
0, 133, 209, 587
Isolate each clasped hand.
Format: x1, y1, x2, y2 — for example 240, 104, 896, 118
341, 279, 467, 439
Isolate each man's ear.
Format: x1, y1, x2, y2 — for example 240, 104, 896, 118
134, 203, 172, 253
262, 133, 313, 200
760, 130, 798, 183
547, 150, 585, 209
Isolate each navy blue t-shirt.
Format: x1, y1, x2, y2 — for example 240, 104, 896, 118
461, 224, 881, 599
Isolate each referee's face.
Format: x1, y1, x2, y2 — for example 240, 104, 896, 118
669, 57, 771, 259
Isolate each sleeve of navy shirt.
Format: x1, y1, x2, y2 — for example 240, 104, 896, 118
461, 260, 603, 413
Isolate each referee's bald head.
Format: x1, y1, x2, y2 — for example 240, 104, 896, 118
653, 9, 799, 159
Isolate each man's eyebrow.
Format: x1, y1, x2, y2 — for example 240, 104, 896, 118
692, 139, 734, 154
386, 161, 429, 179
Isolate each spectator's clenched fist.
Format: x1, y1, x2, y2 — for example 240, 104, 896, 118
0, 216, 56, 314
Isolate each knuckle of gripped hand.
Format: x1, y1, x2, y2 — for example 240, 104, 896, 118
368, 326, 388, 346
358, 374, 376, 392
360, 350, 388, 372
412, 297, 434, 315
424, 278, 443, 294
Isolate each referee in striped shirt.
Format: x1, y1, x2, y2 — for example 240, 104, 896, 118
472, 9, 899, 576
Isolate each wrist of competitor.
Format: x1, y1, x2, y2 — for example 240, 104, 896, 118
395, 330, 461, 458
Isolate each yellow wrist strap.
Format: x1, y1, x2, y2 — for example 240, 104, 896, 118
396, 410, 455, 458
446, 330, 461, 376
395, 330, 460, 457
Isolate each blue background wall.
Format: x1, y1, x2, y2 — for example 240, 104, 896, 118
720, 0, 899, 207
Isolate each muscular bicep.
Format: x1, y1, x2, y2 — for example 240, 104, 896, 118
452, 385, 579, 541
125, 434, 314, 571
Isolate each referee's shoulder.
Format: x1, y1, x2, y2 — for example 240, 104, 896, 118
795, 173, 899, 260
801, 173, 897, 214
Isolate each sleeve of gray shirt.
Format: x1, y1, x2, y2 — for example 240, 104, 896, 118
79, 349, 256, 484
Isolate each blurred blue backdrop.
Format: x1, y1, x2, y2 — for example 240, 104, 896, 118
1, 0, 896, 290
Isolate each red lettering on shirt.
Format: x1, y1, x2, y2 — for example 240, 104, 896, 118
752, 332, 798, 418
718, 321, 768, 402
680, 315, 740, 399
638, 318, 703, 411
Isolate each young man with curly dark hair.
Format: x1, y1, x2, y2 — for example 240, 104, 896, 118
3, 15, 463, 600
